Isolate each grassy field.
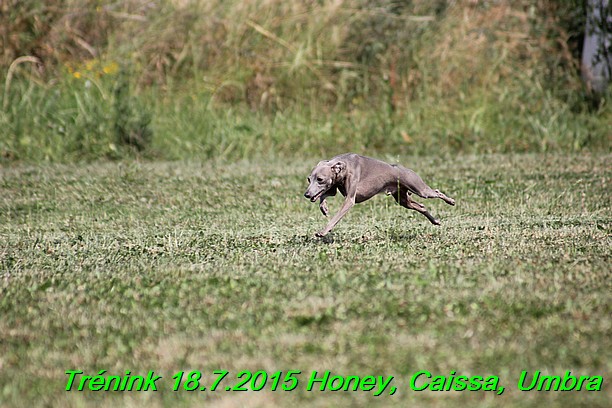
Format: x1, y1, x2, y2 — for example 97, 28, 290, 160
1, 153, 610, 407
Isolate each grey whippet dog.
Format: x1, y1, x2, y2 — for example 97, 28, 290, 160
304, 153, 455, 237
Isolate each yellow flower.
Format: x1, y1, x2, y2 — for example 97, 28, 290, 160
102, 62, 119, 75
73, 71, 82, 79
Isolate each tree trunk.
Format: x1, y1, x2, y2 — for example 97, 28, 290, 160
582, 0, 612, 94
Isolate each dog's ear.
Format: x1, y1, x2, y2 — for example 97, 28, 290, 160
332, 161, 346, 175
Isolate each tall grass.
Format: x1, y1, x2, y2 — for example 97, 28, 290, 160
1, 60, 151, 161
1, 0, 610, 162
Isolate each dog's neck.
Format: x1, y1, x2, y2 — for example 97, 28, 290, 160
332, 172, 344, 185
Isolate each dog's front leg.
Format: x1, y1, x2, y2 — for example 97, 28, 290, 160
319, 198, 329, 217
316, 178, 356, 237
319, 187, 337, 216
316, 198, 355, 237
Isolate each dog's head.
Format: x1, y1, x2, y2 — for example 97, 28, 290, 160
303, 159, 346, 202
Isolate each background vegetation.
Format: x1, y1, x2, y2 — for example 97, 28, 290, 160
1, 0, 610, 162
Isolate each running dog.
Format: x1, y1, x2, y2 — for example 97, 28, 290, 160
304, 153, 455, 237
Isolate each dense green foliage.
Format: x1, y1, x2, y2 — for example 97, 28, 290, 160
1, 154, 610, 406
1, 0, 610, 162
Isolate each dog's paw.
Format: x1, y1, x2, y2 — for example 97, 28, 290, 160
315, 230, 326, 238
319, 202, 329, 217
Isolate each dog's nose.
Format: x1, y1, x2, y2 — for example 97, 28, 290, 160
304, 192, 311, 199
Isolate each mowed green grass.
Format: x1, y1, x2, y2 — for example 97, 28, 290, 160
0, 153, 610, 407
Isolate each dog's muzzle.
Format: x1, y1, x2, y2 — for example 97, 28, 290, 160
304, 190, 322, 202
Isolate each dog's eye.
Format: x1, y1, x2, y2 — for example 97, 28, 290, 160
317, 177, 324, 183
307, 178, 311, 183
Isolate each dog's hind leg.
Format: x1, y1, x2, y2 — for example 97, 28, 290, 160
394, 165, 455, 206
392, 188, 440, 225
